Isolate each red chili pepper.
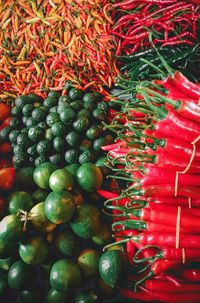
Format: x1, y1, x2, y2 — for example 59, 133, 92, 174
147, 202, 200, 216
132, 207, 200, 232
172, 71, 200, 99
0, 103, 10, 122
121, 219, 189, 234
121, 288, 154, 301
180, 268, 200, 282
143, 85, 200, 123
132, 232, 200, 249
0, 167, 16, 190
149, 196, 200, 208
139, 285, 200, 303
144, 153, 200, 174
154, 108, 200, 144
150, 260, 178, 276
145, 279, 200, 293
154, 137, 200, 161
156, 247, 200, 263
132, 184, 200, 199
148, 196, 191, 207
139, 167, 200, 187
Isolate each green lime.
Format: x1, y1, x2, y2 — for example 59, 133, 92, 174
50, 259, 82, 291
8, 260, 37, 290
75, 290, 98, 303
54, 230, 82, 257
44, 191, 75, 224
49, 169, 74, 191
70, 203, 101, 239
78, 150, 95, 165
33, 162, 57, 189
29, 202, 56, 233
46, 288, 69, 303
77, 248, 100, 277
19, 236, 49, 265
92, 222, 112, 246
65, 163, 80, 177
76, 163, 103, 192
20, 288, 45, 303
86, 126, 101, 141
8, 191, 33, 214
99, 250, 128, 288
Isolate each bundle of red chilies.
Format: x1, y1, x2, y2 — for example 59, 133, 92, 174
98, 70, 200, 303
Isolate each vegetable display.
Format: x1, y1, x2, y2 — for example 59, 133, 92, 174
0, 0, 117, 99
4, 87, 114, 168
0, 0, 200, 302
100, 66, 200, 302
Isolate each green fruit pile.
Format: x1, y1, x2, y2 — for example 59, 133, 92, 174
2, 88, 114, 169
0, 162, 117, 302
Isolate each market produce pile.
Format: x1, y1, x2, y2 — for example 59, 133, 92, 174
0, 0, 200, 303
0, 0, 117, 98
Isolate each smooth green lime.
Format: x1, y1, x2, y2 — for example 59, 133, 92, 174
77, 248, 100, 277
49, 169, 74, 191
76, 163, 103, 192
99, 250, 128, 288
50, 259, 82, 291
44, 191, 75, 224
70, 203, 101, 239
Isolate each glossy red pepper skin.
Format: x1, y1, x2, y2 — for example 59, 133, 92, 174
137, 207, 200, 232
0, 167, 16, 190
147, 202, 200, 217
155, 109, 200, 143
156, 137, 200, 161
145, 279, 200, 293
152, 153, 200, 173
140, 286, 200, 303
135, 184, 200, 199
150, 260, 177, 276
148, 196, 191, 207
127, 220, 188, 234
180, 268, 200, 282
121, 288, 154, 301
134, 232, 200, 249
139, 167, 200, 187
172, 71, 200, 99
176, 100, 200, 124
158, 247, 200, 262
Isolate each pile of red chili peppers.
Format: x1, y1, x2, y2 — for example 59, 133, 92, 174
111, 0, 200, 56
99, 70, 200, 302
